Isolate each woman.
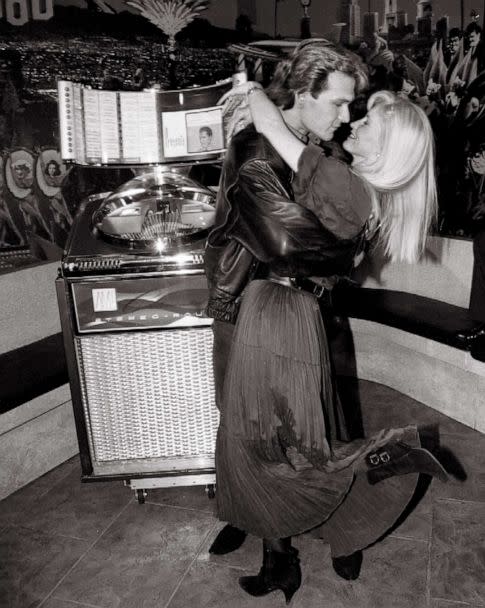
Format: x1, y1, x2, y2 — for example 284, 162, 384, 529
222, 84, 436, 263
208, 45, 447, 603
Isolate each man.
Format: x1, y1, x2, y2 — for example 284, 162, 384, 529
204, 40, 368, 556
456, 22, 485, 87
199, 126, 213, 151
445, 28, 463, 83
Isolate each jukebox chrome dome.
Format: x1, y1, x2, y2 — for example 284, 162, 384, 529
92, 167, 216, 250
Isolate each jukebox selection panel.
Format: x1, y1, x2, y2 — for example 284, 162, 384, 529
71, 274, 212, 334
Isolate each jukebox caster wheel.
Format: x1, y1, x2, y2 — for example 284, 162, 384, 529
136, 489, 147, 504
205, 484, 216, 499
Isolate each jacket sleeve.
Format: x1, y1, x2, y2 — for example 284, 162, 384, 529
293, 143, 372, 240
228, 158, 347, 263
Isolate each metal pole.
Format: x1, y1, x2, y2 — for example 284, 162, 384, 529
274, 0, 277, 38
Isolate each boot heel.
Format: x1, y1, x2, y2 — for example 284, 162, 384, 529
282, 583, 299, 604
332, 550, 363, 580
239, 546, 301, 601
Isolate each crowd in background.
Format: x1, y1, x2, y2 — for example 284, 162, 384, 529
352, 22, 485, 237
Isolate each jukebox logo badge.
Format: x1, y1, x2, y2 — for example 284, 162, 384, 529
92, 288, 118, 312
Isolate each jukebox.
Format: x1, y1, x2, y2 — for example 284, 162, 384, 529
56, 79, 234, 501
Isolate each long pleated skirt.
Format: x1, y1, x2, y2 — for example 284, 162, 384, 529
215, 279, 422, 557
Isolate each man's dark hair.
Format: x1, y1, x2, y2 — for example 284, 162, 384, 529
266, 40, 368, 110
448, 27, 462, 40
465, 22, 482, 36
200, 126, 213, 137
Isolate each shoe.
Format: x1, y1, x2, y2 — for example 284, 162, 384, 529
366, 440, 448, 485
239, 545, 301, 604
471, 334, 485, 362
209, 524, 247, 555
455, 323, 485, 349
332, 550, 363, 580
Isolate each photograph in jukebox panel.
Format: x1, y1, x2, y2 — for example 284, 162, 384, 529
161, 105, 226, 159
185, 107, 225, 154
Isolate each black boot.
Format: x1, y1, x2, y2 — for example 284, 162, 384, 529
332, 550, 363, 580
239, 539, 301, 604
209, 524, 247, 555
366, 427, 448, 485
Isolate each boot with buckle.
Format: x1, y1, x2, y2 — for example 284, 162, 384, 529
366, 426, 448, 485
239, 539, 301, 604
209, 524, 247, 555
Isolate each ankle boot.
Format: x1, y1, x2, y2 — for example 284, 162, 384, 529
332, 550, 363, 580
209, 524, 247, 555
239, 544, 301, 604
366, 433, 448, 485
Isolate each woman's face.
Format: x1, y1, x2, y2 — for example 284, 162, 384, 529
342, 107, 382, 169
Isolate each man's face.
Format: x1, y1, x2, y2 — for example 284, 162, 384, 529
200, 132, 212, 150
468, 31, 480, 49
449, 36, 460, 54
298, 71, 355, 141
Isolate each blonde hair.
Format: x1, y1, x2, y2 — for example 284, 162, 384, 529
354, 90, 437, 263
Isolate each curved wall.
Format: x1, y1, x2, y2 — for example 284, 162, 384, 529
349, 236, 484, 434
355, 235, 474, 308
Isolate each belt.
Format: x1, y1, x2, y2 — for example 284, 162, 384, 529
266, 273, 328, 300
289, 276, 327, 299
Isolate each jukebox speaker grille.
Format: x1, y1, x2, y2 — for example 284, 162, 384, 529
75, 327, 218, 466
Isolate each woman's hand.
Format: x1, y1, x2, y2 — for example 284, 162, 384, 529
218, 82, 263, 142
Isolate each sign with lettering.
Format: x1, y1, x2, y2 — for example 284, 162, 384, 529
1, 0, 53, 25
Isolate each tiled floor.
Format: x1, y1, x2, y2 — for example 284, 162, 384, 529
1, 379, 484, 608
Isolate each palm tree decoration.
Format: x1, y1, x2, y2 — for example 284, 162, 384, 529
127, 0, 208, 51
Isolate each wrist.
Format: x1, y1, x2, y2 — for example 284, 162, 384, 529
247, 85, 263, 98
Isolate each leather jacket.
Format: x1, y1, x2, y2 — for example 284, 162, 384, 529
205, 126, 364, 324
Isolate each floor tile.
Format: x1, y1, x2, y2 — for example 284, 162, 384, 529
437, 430, 485, 474
433, 471, 485, 503
167, 560, 278, 608
357, 380, 460, 436
10, 468, 133, 541
0, 456, 80, 526
196, 533, 430, 608
54, 502, 216, 608
0, 525, 90, 608
430, 601, 479, 608
389, 484, 433, 541
42, 600, 101, 608
145, 485, 215, 513
430, 500, 485, 606
293, 535, 428, 608
198, 526, 261, 571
